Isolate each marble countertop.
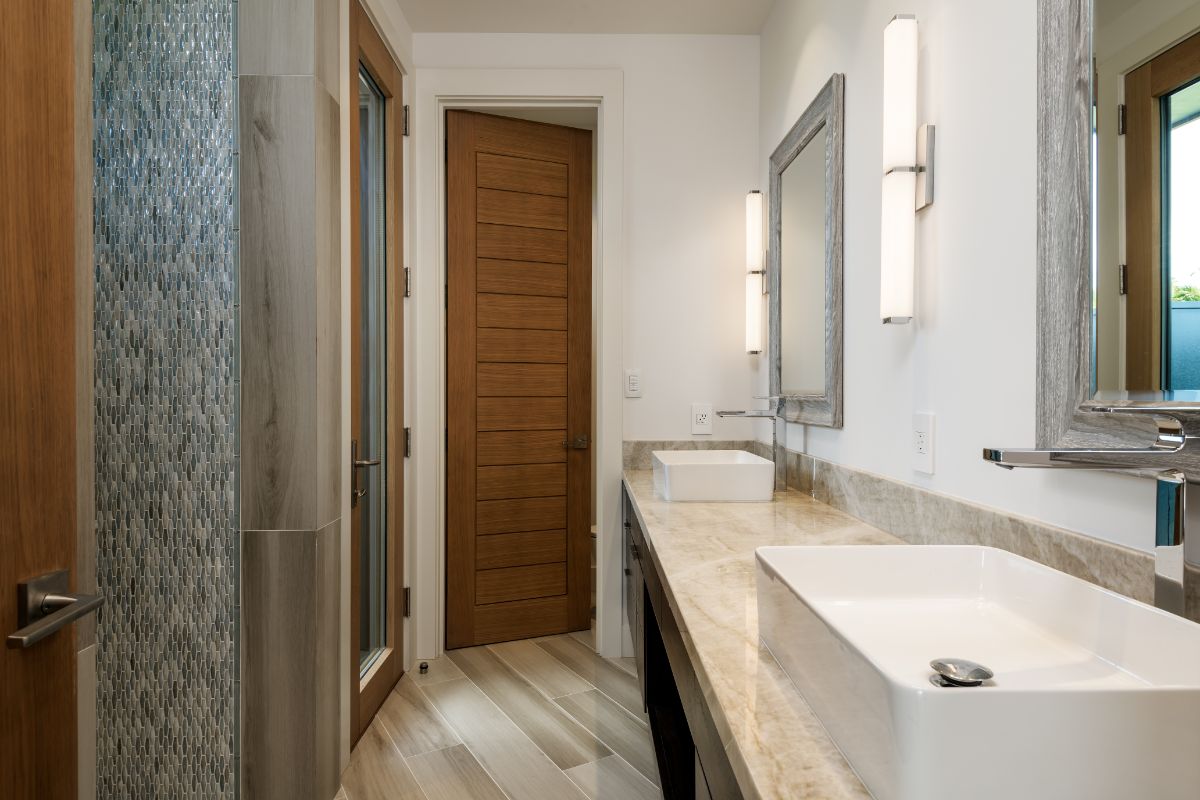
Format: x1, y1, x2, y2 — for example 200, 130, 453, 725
623, 469, 905, 800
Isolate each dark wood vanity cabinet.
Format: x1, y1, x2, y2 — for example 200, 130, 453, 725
623, 487, 740, 800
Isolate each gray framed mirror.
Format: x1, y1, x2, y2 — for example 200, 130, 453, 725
768, 73, 845, 428
1039, 0, 1200, 473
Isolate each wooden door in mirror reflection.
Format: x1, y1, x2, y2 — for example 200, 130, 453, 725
1124, 29, 1200, 391
446, 111, 592, 649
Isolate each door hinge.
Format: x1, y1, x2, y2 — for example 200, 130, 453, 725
402, 104, 410, 137
404, 427, 412, 458
403, 586, 412, 618
1119, 263, 1128, 295
1117, 103, 1127, 135
404, 267, 412, 298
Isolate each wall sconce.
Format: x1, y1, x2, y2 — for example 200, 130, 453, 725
746, 190, 765, 353
880, 14, 935, 325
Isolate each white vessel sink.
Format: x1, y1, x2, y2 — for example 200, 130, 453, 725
651, 450, 774, 502
756, 545, 1200, 800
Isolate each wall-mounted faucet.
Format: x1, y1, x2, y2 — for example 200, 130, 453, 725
718, 397, 786, 490
983, 408, 1191, 615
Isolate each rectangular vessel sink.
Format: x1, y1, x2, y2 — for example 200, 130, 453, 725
652, 449, 773, 502
756, 545, 1200, 800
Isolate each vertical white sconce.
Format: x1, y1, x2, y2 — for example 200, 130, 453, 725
880, 14, 935, 325
746, 190, 765, 353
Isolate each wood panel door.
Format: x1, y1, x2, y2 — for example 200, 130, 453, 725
0, 1, 84, 797
349, 0, 405, 742
447, 111, 592, 649
1124, 30, 1200, 390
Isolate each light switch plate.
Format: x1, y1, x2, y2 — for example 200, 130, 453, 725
913, 412, 934, 474
625, 368, 642, 398
692, 402, 713, 435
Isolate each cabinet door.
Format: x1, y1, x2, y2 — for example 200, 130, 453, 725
623, 494, 646, 706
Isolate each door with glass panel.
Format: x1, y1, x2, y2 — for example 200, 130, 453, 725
350, 0, 404, 741
1123, 29, 1200, 389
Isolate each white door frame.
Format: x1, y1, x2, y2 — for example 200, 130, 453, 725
410, 68, 625, 658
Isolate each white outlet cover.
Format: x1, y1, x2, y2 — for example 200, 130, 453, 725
692, 402, 713, 435
913, 412, 934, 474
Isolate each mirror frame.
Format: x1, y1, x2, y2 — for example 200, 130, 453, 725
769, 72, 845, 428
1038, 0, 1200, 473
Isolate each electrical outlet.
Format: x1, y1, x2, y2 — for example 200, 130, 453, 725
691, 402, 713, 435
624, 368, 642, 398
913, 412, 934, 474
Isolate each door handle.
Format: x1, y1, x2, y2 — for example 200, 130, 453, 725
563, 435, 589, 450
351, 439, 382, 508
7, 570, 104, 649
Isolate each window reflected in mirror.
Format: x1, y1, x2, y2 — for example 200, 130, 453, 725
1093, 0, 1200, 392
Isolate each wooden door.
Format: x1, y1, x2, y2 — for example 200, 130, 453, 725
1124, 30, 1200, 390
349, 0, 405, 741
0, 1, 82, 797
446, 111, 592, 649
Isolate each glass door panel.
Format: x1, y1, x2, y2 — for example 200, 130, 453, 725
357, 67, 388, 675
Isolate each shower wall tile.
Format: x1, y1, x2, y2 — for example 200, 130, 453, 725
241, 523, 341, 800
239, 0, 338, 91
93, 0, 239, 796
240, 75, 320, 531
315, 85, 341, 528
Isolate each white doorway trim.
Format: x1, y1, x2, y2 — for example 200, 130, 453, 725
411, 68, 625, 658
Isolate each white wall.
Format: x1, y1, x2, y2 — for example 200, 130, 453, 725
759, 0, 1164, 554
412, 33, 762, 441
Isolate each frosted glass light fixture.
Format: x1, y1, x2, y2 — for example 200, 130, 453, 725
746, 190, 765, 353
880, 14, 935, 325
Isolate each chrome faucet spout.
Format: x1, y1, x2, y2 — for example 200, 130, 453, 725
983, 409, 1191, 616
717, 404, 785, 491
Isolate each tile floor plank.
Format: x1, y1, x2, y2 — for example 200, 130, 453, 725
488, 638, 593, 698
449, 645, 611, 770
406, 744, 509, 800
565, 755, 663, 800
422, 677, 589, 800
537, 635, 647, 720
556, 689, 660, 786
407, 656, 467, 686
340, 721, 428, 800
376, 676, 461, 757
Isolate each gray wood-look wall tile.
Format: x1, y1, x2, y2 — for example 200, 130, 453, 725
240, 74, 319, 531
239, 0, 314, 78
239, 0, 339, 91
448, 647, 611, 770
314, 82, 341, 528
422, 678, 590, 800
77, 644, 97, 800
242, 523, 341, 799
406, 744, 509, 800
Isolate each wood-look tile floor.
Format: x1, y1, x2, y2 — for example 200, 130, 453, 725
339, 630, 662, 800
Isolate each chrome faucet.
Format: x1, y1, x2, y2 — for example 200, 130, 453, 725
717, 397, 786, 490
983, 407, 1190, 615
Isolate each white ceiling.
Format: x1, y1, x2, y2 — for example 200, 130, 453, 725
396, 0, 776, 35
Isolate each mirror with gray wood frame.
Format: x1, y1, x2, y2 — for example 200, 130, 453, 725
769, 73, 845, 428
1040, 0, 1200, 474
